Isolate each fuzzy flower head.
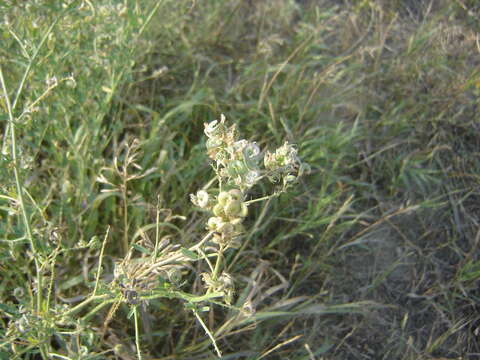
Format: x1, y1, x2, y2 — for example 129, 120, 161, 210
263, 141, 310, 185
201, 271, 235, 304
204, 114, 238, 163
264, 141, 299, 172
190, 190, 210, 209
204, 114, 227, 139
204, 115, 262, 189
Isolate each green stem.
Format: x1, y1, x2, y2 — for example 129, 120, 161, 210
62, 294, 109, 318
211, 244, 224, 283
93, 227, 110, 296
192, 309, 222, 357
153, 196, 160, 262
122, 179, 129, 255
46, 249, 59, 312
82, 298, 117, 322
1, 16, 60, 155
134, 306, 143, 360
244, 193, 277, 205
0, 68, 43, 315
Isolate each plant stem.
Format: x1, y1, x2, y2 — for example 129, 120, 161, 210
211, 244, 224, 282
62, 294, 109, 318
193, 309, 222, 357
153, 196, 160, 262
1, 16, 60, 155
122, 179, 129, 255
134, 306, 143, 360
0, 68, 43, 315
244, 193, 278, 205
93, 227, 110, 296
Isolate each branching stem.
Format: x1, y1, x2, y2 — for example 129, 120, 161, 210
0, 68, 43, 315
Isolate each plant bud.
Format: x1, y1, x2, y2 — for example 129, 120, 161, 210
240, 203, 248, 217
213, 203, 225, 217
264, 151, 275, 170
233, 222, 244, 234
13, 287, 24, 299
284, 175, 297, 183
167, 268, 182, 284
224, 199, 241, 217
228, 189, 243, 202
207, 217, 223, 231
218, 222, 234, 235
227, 160, 246, 177
195, 190, 209, 208
217, 191, 230, 206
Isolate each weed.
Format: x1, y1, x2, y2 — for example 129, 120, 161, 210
2, 0, 480, 359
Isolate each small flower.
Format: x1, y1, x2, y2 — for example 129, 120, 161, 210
228, 189, 243, 202
218, 222, 234, 236
207, 217, 224, 231
46, 75, 58, 87
200, 272, 235, 304
190, 190, 210, 208
204, 121, 219, 138
244, 170, 260, 187
224, 199, 242, 218
266, 142, 299, 170
206, 137, 223, 150
217, 191, 231, 206
243, 142, 260, 161
213, 203, 225, 217
204, 114, 226, 138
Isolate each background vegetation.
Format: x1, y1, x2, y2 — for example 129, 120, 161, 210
1, 0, 480, 359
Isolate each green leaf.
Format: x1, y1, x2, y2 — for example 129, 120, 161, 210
132, 243, 151, 255
180, 247, 200, 260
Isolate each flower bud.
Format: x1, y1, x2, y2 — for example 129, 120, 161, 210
13, 287, 25, 299
227, 160, 246, 178
207, 217, 223, 231
245, 170, 259, 187
224, 199, 241, 218
218, 191, 230, 206
190, 190, 209, 208
232, 221, 245, 234
299, 162, 311, 177
213, 203, 225, 217
218, 222, 234, 235
240, 203, 248, 217
204, 117, 224, 138
197, 190, 209, 208
243, 142, 260, 160
167, 268, 182, 284
228, 189, 243, 202
264, 150, 276, 170
284, 175, 297, 183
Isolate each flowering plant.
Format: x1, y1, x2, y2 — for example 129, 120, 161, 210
191, 114, 309, 305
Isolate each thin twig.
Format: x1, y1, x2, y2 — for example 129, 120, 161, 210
193, 309, 222, 357
134, 306, 143, 360
93, 227, 110, 296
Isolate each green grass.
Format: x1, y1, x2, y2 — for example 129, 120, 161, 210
1, 0, 480, 359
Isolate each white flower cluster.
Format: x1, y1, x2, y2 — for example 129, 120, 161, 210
264, 141, 310, 185
204, 114, 309, 190
201, 272, 234, 304
191, 188, 247, 248
204, 114, 261, 189
191, 114, 309, 300
192, 114, 310, 245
